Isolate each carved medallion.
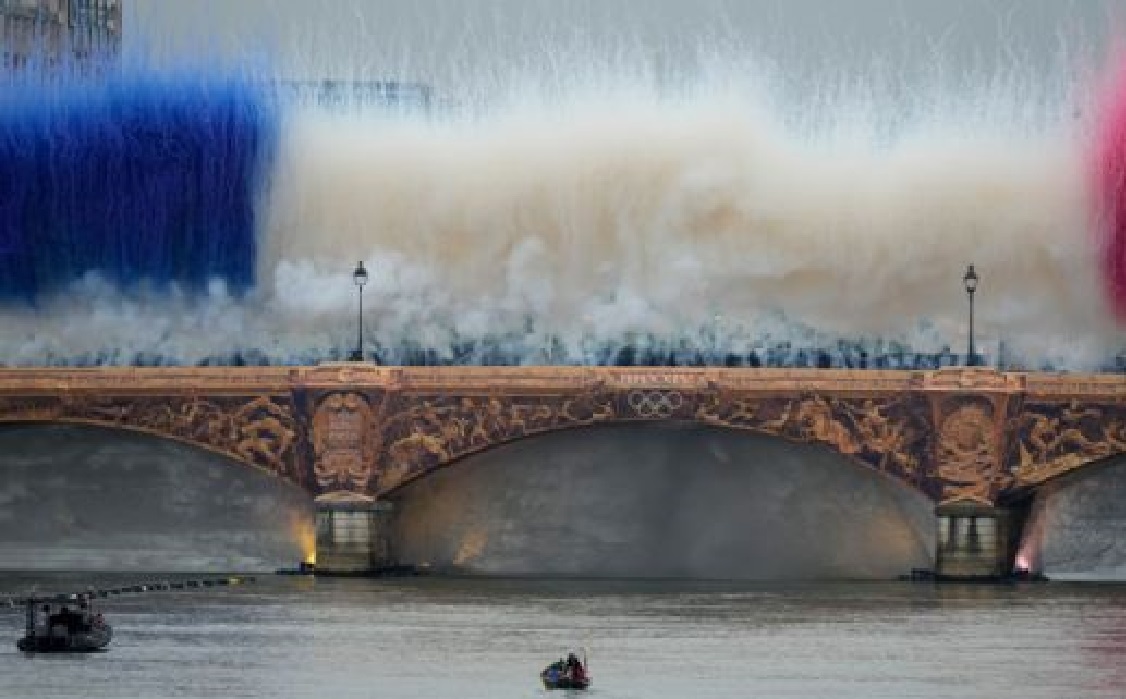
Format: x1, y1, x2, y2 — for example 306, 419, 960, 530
311, 392, 374, 493
936, 402, 997, 503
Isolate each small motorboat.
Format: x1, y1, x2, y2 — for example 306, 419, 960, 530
16, 598, 112, 653
541, 651, 591, 690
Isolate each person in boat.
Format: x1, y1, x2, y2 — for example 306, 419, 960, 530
543, 658, 566, 681
60, 605, 77, 633
58, 605, 87, 634
48, 606, 64, 631
565, 652, 587, 683
37, 604, 50, 636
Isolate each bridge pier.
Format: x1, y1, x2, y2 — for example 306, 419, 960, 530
314, 497, 394, 574
934, 502, 1022, 580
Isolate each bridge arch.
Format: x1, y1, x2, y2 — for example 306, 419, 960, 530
1014, 451, 1126, 580
384, 421, 936, 578
380, 419, 934, 503
371, 388, 936, 500
0, 417, 306, 493
1014, 450, 1126, 495
0, 421, 314, 570
0, 393, 306, 492
1008, 399, 1126, 491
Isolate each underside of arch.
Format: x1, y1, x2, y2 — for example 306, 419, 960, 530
1017, 454, 1126, 581
378, 418, 935, 502
386, 421, 936, 579
0, 391, 305, 491
0, 422, 314, 571
374, 390, 935, 500
0, 418, 308, 493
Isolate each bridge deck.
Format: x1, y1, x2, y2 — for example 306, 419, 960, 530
0, 364, 1123, 397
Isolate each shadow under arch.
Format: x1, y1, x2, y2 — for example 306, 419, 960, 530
1016, 451, 1126, 581
378, 414, 934, 504
385, 421, 936, 579
0, 421, 314, 571
0, 414, 307, 494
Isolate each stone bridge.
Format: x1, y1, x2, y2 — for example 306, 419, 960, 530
3, 363, 1126, 576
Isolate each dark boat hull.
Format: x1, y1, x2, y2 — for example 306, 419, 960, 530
17, 625, 112, 653
541, 673, 591, 690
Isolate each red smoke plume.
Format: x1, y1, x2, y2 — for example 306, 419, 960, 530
1094, 59, 1126, 319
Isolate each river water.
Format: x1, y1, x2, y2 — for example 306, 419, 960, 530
2, 573, 1126, 699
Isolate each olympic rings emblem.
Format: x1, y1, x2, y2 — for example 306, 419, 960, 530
627, 390, 684, 418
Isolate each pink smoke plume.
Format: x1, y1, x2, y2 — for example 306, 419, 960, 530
1094, 57, 1126, 320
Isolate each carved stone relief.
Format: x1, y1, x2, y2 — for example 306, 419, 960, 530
6, 367, 1126, 505
1009, 401, 1126, 485
934, 399, 1003, 503
376, 389, 934, 499
311, 392, 377, 494
0, 393, 300, 485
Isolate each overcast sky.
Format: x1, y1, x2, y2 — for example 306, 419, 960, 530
125, 0, 1117, 93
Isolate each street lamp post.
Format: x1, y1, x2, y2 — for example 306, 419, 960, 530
713, 313, 722, 366
963, 264, 978, 366
352, 261, 368, 361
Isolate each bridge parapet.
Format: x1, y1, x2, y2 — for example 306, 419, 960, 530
0, 367, 295, 393
1022, 373, 1126, 397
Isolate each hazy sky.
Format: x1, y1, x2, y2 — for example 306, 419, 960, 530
125, 0, 1118, 90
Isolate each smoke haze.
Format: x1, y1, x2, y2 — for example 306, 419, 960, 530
2, 2, 1124, 369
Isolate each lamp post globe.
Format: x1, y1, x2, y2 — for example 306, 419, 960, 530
963, 264, 978, 366
352, 261, 368, 361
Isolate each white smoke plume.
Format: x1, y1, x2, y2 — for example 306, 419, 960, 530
2, 36, 1122, 369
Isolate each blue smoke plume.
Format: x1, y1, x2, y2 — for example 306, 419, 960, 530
0, 72, 276, 299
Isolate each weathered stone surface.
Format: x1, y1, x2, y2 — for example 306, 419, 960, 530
3, 365, 1126, 505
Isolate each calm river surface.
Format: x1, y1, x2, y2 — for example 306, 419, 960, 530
3, 574, 1126, 698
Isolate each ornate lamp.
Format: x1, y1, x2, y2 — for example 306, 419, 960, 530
352, 261, 368, 361
963, 264, 978, 366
